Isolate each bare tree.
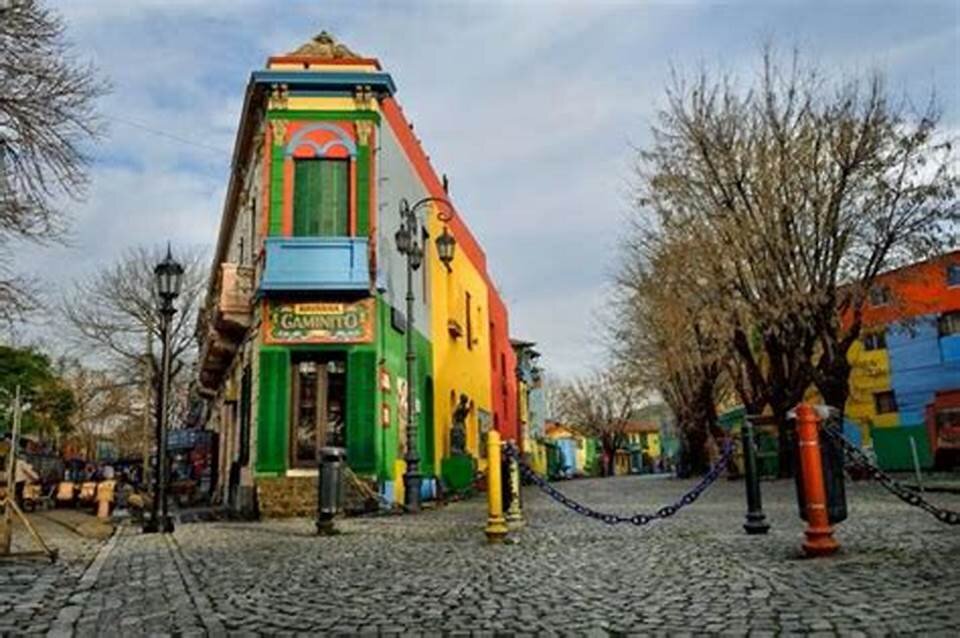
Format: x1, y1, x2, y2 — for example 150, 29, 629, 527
629, 46, 958, 475
611, 231, 730, 474
553, 370, 643, 477
0, 0, 107, 322
60, 245, 207, 427
59, 358, 141, 460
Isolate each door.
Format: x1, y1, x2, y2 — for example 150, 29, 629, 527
290, 354, 347, 468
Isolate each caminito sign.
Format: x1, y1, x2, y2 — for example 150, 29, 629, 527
267, 299, 374, 344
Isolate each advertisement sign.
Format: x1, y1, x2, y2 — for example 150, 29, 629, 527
266, 299, 374, 344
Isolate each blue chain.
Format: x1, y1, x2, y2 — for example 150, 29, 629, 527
821, 423, 960, 526
503, 438, 734, 526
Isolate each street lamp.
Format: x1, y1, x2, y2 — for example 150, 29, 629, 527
395, 197, 455, 512
143, 244, 183, 534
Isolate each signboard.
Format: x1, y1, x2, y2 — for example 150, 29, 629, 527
266, 299, 374, 344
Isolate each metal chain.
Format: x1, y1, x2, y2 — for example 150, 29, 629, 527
502, 439, 734, 526
821, 423, 960, 526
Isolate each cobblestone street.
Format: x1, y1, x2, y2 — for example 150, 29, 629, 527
4, 475, 958, 636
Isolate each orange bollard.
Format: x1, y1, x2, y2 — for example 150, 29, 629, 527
796, 403, 839, 557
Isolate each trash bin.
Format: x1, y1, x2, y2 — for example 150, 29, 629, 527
317, 447, 346, 535
791, 406, 847, 524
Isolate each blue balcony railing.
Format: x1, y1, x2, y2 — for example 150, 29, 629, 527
260, 237, 370, 293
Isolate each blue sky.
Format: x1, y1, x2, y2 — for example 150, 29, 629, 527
23, 0, 960, 377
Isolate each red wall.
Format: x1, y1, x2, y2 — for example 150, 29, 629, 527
856, 250, 960, 327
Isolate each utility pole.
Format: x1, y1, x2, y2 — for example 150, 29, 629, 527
1, 386, 22, 554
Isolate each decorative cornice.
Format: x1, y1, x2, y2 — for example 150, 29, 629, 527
268, 84, 288, 110
355, 120, 373, 146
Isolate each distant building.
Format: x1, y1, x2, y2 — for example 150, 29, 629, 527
845, 250, 960, 468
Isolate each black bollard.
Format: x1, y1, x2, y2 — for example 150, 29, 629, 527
742, 417, 770, 535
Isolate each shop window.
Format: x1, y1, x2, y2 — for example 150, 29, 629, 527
874, 390, 898, 415
863, 331, 887, 351
947, 264, 960, 287
939, 311, 960, 337
868, 285, 891, 306
293, 158, 349, 237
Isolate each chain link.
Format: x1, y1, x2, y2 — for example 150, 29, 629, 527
821, 423, 960, 526
502, 439, 734, 526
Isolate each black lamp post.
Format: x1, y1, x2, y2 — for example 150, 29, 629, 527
394, 197, 455, 512
143, 245, 183, 534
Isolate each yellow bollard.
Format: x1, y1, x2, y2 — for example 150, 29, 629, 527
505, 456, 524, 528
485, 430, 509, 543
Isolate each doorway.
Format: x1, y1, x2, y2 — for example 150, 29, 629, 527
290, 353, 347, 468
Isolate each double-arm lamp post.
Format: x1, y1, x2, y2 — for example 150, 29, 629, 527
394, 197, 456, 512
143, 245, 184, 534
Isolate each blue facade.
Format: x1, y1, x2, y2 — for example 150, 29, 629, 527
557, 439, 577, 477
887, 316, 960, 425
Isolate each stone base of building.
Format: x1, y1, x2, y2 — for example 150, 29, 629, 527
255, 474, 381, 518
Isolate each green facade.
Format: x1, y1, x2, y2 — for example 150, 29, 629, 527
255, 295, 434, 482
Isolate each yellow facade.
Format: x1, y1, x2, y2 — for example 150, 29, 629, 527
427, 210, 493, 473
845, 340, 896, 445
526, 440, 549, 477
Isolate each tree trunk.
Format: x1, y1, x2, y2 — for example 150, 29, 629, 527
602, 440, 617, 477
681, 423, 710, 476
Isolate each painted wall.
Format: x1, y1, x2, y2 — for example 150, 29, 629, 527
844, 251, 960, 460
380, 98, 498, 474
376, 120, 431, 331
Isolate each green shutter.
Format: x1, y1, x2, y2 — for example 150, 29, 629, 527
293, 159, 349, 237
346, 349, 377, 473
256, 348, 289, 474
356, 145, 370, 236
269, 146, 285, 236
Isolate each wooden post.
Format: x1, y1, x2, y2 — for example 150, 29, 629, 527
1, 386, 22, 555
796, 403, 839, 557
484, 430, 508, 543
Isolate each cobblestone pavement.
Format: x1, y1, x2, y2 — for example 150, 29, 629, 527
6, 477, 960, 636
174, 478, 959, 636
0, 514, 103, 636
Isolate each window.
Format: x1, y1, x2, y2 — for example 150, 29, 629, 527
293, 159, 349, 237
939, 311, 960, 337
465, 291, 473, 349
863, 331, 887, 351
869, 285, 891, 306
947, 264, 960, 287
874, 390, 898, 415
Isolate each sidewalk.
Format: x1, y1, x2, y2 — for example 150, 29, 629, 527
33, 509, 114, 541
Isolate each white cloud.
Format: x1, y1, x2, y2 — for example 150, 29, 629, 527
19, 0, 958, 379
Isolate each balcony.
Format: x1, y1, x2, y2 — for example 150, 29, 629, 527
216, 263, 255, 336
260, 237, 370, 294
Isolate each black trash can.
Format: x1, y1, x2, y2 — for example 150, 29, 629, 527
791, 406, 847, 524
317, 447, 346, 535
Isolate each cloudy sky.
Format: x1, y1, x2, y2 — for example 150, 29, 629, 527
21, 0, 960, 377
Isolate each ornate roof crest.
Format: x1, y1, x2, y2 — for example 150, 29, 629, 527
290, 31, 359, 58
